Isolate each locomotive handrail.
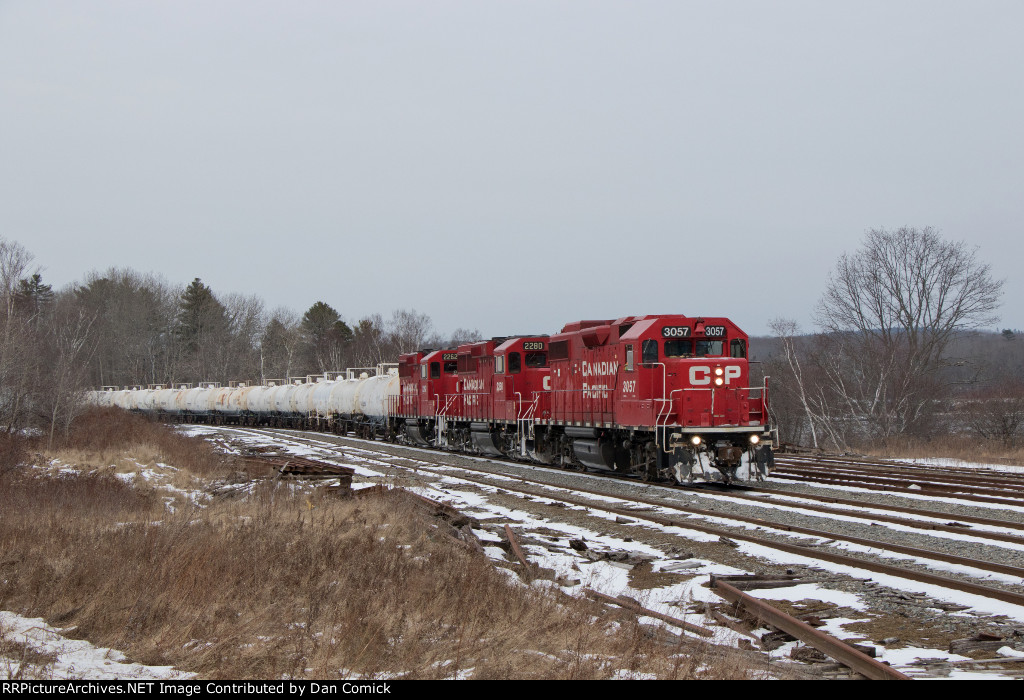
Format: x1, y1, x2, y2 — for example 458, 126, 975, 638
656, 389, 683, 451
514, 390, 524, 447
436, 393, 460, 446
649, 362, 669, 450
516, 394, 540, 456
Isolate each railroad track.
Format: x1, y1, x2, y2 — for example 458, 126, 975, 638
191, 425, 1024, 677
773, 455, 1024, 506
211, 427, 1024, 603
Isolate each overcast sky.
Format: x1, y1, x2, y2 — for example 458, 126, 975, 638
2, 1, 1021, 338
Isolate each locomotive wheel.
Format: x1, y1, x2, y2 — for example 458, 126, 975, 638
639, 460, 657, 482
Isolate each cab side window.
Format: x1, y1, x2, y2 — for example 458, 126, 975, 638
730, 339, 746, 358
641, 339, 659, 365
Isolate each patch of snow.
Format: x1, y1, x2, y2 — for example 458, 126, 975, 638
0, 611, 195, 680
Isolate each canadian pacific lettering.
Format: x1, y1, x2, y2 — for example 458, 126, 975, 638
581, 361, 618, 378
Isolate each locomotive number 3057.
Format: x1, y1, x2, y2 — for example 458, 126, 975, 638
662, 326, 690, 338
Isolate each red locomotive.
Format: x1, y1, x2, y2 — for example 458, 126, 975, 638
390, 314, 772, 483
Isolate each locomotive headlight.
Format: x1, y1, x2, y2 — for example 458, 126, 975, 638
691, 435, 702, 446
749, 434, 760, 445
714, 367, 724, 376
714, 377, 724, 386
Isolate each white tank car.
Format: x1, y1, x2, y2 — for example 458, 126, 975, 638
357, 372, 400, 423
334, 377, 365, 419
269, 383, 295, 415
111, 388, 136, 411
153, 387, 179, 413
211, 386, 234, 415
135, 389, 157, 412
291, 382, 317, 416
225, 385, 253, 415
87, 364, 400, 435
90, 389, 114, 408
181, 387, 206, 414
245, 385, 273, 416
311, 379, 337, 419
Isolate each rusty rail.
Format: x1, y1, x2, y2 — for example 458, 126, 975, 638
504, 524, 534, 572
710, 577, 911, 680
585, 589, 714, 638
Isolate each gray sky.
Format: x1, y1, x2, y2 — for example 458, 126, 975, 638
2, 1, 1021, 338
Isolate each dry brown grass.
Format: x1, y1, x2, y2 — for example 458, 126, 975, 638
48, 408, 229, 477
0, 410, 766, 680
854, 434, 1024, 466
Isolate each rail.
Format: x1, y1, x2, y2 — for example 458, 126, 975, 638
710, 577, 910, 680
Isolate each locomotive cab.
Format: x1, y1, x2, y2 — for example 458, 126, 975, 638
392, 349, 460, 445
617, 316, 770, 482
492, 336, 551, 424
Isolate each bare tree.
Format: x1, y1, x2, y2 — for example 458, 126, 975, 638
767, 319, 822, 448
387, 308, 433, 354
0, 239, 39, 432
38, 296, 95, 448
439, 327, 483, 348
348, 314, 388, 367
260, 307, 302, 382
223, 292, 267, 381
74, 268, 180, 387
815, 227, 1003, 439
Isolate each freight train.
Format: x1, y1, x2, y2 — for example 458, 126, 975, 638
92, 314, 774, 483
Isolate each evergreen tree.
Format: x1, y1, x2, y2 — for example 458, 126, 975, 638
300, 301, 352, 372
176, 278, 230, 380
15, 272, 54, 323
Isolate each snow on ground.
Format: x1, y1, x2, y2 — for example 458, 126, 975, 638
770, 475, 1024, 515
25, 425, 1019, 679
0, 611, 196, 680
895, 457, 1024, 475
197, 428, 1024, 677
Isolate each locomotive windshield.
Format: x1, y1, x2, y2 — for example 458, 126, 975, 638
525, 352, 547, 368
665, 339, 693, 357
695, 340, 724, 356
656, 339, 727, 357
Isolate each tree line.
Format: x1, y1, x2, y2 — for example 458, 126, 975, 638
2, 227, 1016, 450
0, 237, 480, 445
